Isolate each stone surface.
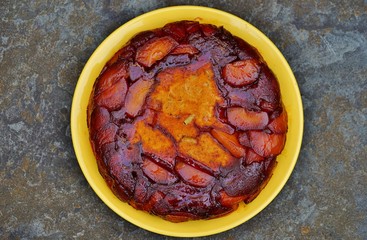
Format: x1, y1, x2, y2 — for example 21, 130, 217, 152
1, 0, 366, 239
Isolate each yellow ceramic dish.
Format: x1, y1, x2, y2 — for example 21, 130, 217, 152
71, 6, 303, 237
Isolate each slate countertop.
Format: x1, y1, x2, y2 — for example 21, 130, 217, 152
1, 1, 366, 239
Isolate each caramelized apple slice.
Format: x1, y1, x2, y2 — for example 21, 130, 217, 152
95, 79, 127, 111
227, 107, 268, 131
238, 132, 251, 147
128, 63, 144, 82
221, 162, 264, 196
132, 178, 149, 204
142, 191, 165, 212
227, 89, 256, 110
245, 148, 265, 165
95, 61, 128, 95
164, 212, 200, 223
268, 108, 288, 134
124, 79, 154, 117
249, 65, 281, 112
142, 158, 177, 185
219, 190, 246, 207
200, 24, 218, 37
212, 120, 235, 135
90, 106, 110, 131
105, 144, 140, 200
223, 59, 260, 87
211, 129, 245, 158
171, 44, 199, 55
93, 123, 118, 149
175, 161, 214, 188
136, 36, 179, 67
184, 21, 201, 34
130, 31, 156, 48
162, 22, 187, 42
248, 131, 286, 157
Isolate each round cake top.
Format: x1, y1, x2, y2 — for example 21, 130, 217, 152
88, 20, 287, 222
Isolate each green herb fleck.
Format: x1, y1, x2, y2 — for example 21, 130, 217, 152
183, 114, 195, 125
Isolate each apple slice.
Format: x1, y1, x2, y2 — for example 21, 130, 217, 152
245, 148, 265, 165
95, 61, 128, 95
219, 190, 246, 207
175, 161, 214, 188
128, 63, 144, 82
211, 129, 245, 158
248, 131, 286, 157
227, 89, 256, 110
164, 212, 200, 223
238, 132, 251, 148
95, 79, 127, 111
227, 107, 268, 131
106, 144, 138, 200
248, 65, 281, 112
212, 120, 235, 135
124, 79, 154, 117
184, 21, 201, 34
222, 59, 260, 87
136, 36, 178, 67
163, 22, 187, 42
268, 109, 288, 134
142, 191, 165, 212
171, 44, 199, 55
142, 158, 177, 185
221, 162, 264, 196
200, 24, 217, 37
93, 123, 118, 149
90, 106, 110, 132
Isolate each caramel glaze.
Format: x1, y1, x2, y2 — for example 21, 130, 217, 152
88, 21, 287, 222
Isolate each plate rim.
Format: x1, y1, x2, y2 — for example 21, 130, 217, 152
71, 5, 304, 237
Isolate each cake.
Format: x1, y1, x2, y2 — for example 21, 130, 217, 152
87, 21, 287, 222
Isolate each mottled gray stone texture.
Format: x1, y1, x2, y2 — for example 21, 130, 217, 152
1, 0, 366, 239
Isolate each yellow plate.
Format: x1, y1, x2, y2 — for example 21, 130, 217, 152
71, 6, 303, 237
